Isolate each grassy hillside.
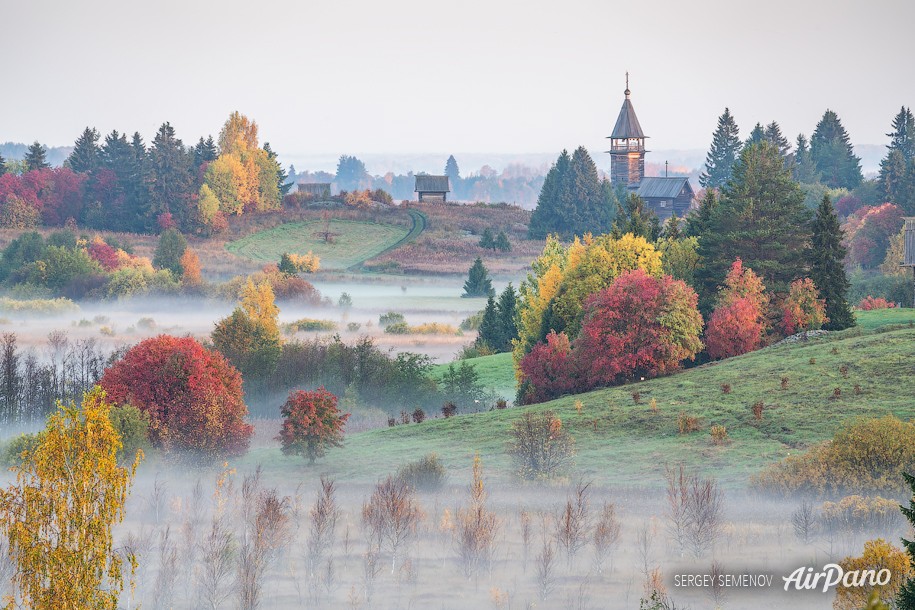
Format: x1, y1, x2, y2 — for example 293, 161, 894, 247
249, 310, 915, 488
429, 352, 516, 401
226, 219, 411, 270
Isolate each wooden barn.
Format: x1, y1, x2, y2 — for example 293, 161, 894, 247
414, 175, 450, 203
297, 182, 332, 198
636, 177, 695, 220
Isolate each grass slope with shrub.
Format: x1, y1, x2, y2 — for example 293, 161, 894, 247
226, 219, 411, 270
249, 310, 915, 488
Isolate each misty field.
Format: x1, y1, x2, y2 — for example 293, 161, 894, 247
226, 220, 412, 269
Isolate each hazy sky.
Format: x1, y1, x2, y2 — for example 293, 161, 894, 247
2, 0, 914, 164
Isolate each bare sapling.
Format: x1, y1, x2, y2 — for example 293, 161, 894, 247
237, 474, 292, 610
664, 464, 690, 556
197, 513, 236, 610
147, 473, 168, 526
792, 500, 817, 544
552, 481, 590, 571
120, 528, 154, 610
535, 537, 557, 601
456, 455, 499, 579
593, 501, 621, 575
361, 475, 423, 574
520, 509, 533, 571
686, 475, 723, 558
306, 476, 340, 575
153, 526, 180, 610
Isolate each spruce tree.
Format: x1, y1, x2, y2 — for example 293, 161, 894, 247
661, 214, 681, 239
529, 150, 571, 238
193, 135, 218, 167
612, 193, 656, 240
897, 472, 915, 609
24, 141, 49, 171
810, 195, 855, 330
745, 123, 765, 147
476, 295, 501, 351
462, 257, 495, 298
885, 106, 915, 161
479, 228, 496, 249
444, 155, 460, 184
494, 231, 511, 252
263, 142, 291, 196
66, 127, 101, 173
879, 107, 915, 212
685, 189, 718, 239
153, 227, 188, 277
148, 123, 193, 228
699, 108, 742, 189
695, 142, 812, 312
0, 152, 6, 176
793, 134, 818, 183
764, 121, 792, 159
496, 283, 518, 350
810, 110, 863, 189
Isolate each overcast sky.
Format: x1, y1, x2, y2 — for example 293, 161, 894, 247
2, 0, 914, 164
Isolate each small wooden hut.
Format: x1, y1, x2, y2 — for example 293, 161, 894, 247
414, 175, 450, 203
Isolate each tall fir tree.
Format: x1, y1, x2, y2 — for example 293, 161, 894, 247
148, 122, 193, 229
66, 127, 101, 173
462, 257, 495, 298
496, 283, 518, 350
612, 193, 657, 240
529, 150, 572, 238
694, 141, 812, 312
476, 295, 501, 351
809, 195, 855, 330
263, 142, 292, 197
444, 154, 460, 183
793, 134, 818, 183
699, 108, 742, 189
885, 106, 915, 160
567, 146, 614, 235
128, 132, 151, 230
745, 123, 765, 147
879, 107, 915, 212
763, 121, 792, 159
896, 472, 915, 610
193, 135, 218, 167
24, 141, 50, 171
810, 110, 863, 189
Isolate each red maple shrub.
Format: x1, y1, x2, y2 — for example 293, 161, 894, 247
518, 270, 703, 403
99, 335, 253, 458
842, 203, 904, 268
575, 270, 703, 389
518, 331, 580, 403
277, 387, 349, 464
87, 238, 120, 271
857, 295, 897, 310
705, 259, 768, 360
780, 278, 828, 335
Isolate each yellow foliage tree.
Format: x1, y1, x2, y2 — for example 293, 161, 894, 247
833, 538, 912, 610
204, 155, 245, 216
241, 278, 280, 344
218, 111, 259, 156
197, 183, 220, 226
880, 229, 906, 277
0, 387, 141, 610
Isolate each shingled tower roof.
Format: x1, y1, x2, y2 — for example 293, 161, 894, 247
609, 83, 647, 140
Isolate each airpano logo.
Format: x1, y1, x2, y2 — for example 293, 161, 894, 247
782, 564, 892, 592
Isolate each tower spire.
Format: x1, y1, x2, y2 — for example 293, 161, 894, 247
625, 71, 630, 98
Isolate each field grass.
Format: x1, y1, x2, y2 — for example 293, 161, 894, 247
247, 310, 915, 488
429, 352, 516, 401
225, 219, 412, 270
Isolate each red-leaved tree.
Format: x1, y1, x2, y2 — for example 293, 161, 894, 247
705, 259, 768, 359
575, 270, 703, 389
779, 278, 828, 335
99, 335, 253, 458
518, 331, 580, 404
277, 388, 349, 464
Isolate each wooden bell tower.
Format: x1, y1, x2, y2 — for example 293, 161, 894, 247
607, 73, 648, 187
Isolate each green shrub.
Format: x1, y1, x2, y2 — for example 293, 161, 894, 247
379, 311, 406, 328
109, 404, 151, 464
397, 453, 447, 491
0, 433, 42, 467
284, 318, 337, 332
460, 310, 485, 331
384, 321, 410, 334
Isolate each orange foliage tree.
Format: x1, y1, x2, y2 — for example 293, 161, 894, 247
99, 335, 253, 458
780, 278, 828, 335
705, 258, 768, 359
0, 387, 141, 609
180, 247, 202, 286
277, 388, 349, 464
